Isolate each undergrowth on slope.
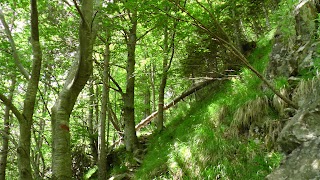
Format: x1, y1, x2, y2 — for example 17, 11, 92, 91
134, 39, 283, 179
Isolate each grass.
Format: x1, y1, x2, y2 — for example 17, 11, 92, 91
134, 39, 283, 179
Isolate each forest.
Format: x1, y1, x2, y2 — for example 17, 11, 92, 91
1, 0, 319, 179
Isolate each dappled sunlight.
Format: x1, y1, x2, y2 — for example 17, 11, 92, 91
312, 160, 320, 170
134, 37, 283, 179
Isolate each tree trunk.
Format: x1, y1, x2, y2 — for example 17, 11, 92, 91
151, 61, 157, 112
32, 60, 51, 179
18, 1, 43, 179
98, 31, 111, 180
88, 81, 98, 163
123, 11, 139, 152
157, 22, 169, 131
51, 1, 94, 179
143, 66, 151, 118
0, 76, 16, 180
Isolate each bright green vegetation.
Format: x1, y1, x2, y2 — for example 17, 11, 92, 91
0, 0, 303, 179
134, 39, 283, 179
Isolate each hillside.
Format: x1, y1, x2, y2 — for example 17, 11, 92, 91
131, 36, 281, 180
110, 1, 320, 179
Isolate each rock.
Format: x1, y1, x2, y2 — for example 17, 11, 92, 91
266, 0, 320, 179
267, 40, 296, 79
277, 75, 320, 152
294, 0, 319, 42
278, 107, 320, 153
266, 0, 319, 79
297, 42, 320, 73
266, 138, 320, 180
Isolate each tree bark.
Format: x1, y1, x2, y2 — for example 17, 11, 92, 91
157, 21, 169, 131
123, 11, 139, 152
144, 87, 151, 118
17, 1, 43, 179
98, 31, 111, 180
0, 2, 42, 179
88, 81, 98, 163
150, 60, 157, 112
51, 1, 94, 179
0, 76, 16, 180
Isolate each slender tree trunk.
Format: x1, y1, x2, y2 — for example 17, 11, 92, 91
32, 61, 50, 179
157, 23, 169, 131
150, 60, 157, 112
263, 4, 270, 29
123, 12, 139, 152
98, 31, 111, 180
51, 1, 94, 179
18, 1, 43, 179
0, 76, 16, 180
144, 67, 151, 118
231, 1, 242, 51
88, 81, 98, 163
0, 4, 37, 178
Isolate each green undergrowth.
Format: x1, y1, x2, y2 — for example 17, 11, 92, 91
134, 39, 283, 179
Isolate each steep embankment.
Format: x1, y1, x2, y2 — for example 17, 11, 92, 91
266, 0, 320, 179
134, 40, 283, 179
134, 1, 320, 179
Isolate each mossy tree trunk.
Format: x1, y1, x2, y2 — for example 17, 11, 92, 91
123, 11, 139, 152
0, 1, 42, 178
98, 31, 111, 180
51, 1, 94, 179
18, 0, 43, 179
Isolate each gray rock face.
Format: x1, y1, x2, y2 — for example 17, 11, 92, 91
266, 138, 320, 180
266, 0, 319, 79
278, 80, 320, 153
267, 0, 320, 179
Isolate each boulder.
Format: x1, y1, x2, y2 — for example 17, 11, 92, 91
266, 137, 320, 180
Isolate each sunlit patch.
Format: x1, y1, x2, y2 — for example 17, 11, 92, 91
312, 160, 320, 169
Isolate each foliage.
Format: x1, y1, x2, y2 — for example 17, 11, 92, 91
270, 0, 297, 44
0, 0, 305, 179
71, 144, 92, 179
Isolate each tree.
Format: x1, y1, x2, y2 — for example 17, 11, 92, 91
156, 3, 179, 131
0, 75, 16, 180
0, 0, 43, 179
98, 30, 111, 180
123, 7, 140, 152
51, 0, 95, 178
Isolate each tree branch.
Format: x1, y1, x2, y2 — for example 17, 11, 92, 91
0, 8, 30, 79
136, 78, 218, 130
0, 93, 24, 124
72, 0, 89, 29
109, 75, 124, 96
136, 26, 157, 42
